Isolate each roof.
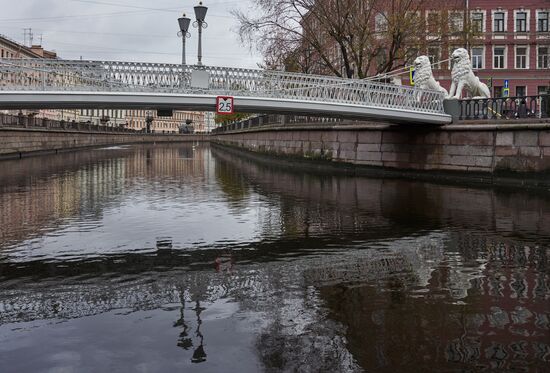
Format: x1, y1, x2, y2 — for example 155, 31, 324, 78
0, 34, 56, 59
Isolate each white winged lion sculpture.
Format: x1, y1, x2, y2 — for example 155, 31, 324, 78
413, 56, 448, 101
448, 48, 491, 99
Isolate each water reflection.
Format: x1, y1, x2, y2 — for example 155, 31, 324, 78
0, 143, 548, 372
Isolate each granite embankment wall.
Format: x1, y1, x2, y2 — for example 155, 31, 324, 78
212, 122, 550, 174
4, 121, 550, 176
0, 127, 206, 159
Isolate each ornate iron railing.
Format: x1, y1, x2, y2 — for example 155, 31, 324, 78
0, 112, 139, 133
211, 114, 351, 133
459, 95, 549, 121
0, 58, 446, 115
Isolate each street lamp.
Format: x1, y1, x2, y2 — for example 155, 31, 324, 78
145, 110, 154, 133
177, 13, 191, 66
193, 2, 208, 66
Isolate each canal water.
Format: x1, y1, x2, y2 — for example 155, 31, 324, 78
0, 143, 548, 372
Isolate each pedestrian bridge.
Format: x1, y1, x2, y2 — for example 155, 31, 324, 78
0, 59, 451, 124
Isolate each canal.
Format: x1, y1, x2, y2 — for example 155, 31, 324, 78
0, 143, 548, 372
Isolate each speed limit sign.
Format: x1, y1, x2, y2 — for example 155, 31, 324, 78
216, 96, 234, 115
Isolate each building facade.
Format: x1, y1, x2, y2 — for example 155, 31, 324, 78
0, 34, 74, 120
0, 34, 54, 59
203, 112, 216, 133
78, 109, 127, 127
125, 110, 204, 133
428, 0, 550, 97
299, 1, 549, 97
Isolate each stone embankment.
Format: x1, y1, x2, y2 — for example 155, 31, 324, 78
212, 120, 550, 175
3, 113, 550, 178
0, 114, 205, 159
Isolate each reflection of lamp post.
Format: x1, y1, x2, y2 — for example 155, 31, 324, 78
191, 300, 207, 363
145, 110, 154, 133
174, 288, 193, 350
177, 14, 191, 66
193, 2, 208, 66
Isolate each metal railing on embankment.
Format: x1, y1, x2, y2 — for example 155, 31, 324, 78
211, 115, 361, 134
458, 95, 549, 121
0, 113, 139, 133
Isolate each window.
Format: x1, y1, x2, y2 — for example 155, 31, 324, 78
494, 12, 505, 32
376, 48, 387, 68
494, 46, 506, 68
471, 12, 484, 33
538, 86, 549, 95
471, 47, 484, 69
539, 11, 549, 32
516, 86, 526, 97
426, 12, 440, 34
516, 46, 528, 68
538, 46, 549, 68
428, 46, 441, 68
406, 48, 419, 65
516, 11, 528, 32
450, 12, 464, 33
375, 13, 388, 32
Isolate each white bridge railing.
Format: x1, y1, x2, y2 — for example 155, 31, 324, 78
0, 58, 445, 115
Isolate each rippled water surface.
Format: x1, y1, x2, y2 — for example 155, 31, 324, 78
0, 143, 548, 372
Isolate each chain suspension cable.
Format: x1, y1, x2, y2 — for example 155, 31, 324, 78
364, 57, 453, 82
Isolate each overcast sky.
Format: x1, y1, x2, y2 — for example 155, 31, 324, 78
0, 0, 263, 68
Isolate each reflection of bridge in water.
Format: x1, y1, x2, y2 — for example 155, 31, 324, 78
0, 59, 451, 124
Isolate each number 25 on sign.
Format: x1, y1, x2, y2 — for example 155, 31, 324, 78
216, 96, 234, 115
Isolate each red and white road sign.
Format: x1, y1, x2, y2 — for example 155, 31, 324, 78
216, 96, 234, 114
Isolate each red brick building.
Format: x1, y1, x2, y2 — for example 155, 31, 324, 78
429, 0, 550, 97
299, 1, 549, 97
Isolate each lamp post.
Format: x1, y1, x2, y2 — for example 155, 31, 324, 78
177, 14, 191, 66
145, 110, 153, 133
193, 2, 208, 66
464, 0, 470, 50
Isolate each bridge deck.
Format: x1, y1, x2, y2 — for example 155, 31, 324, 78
0, 59, 452, 124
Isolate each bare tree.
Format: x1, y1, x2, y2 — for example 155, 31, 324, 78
233, 0, 463, 78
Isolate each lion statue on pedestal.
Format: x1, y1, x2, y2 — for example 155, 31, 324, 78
413, 56, 448, 101
448, 48, 491, 99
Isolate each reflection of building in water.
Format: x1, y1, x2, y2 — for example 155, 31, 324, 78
124, 145, 204, 175
319, 233, 549, 371
442, 241, 550, 370
0, 145, 213, 250
0, 157, 126, 247
122, 144, 210, 187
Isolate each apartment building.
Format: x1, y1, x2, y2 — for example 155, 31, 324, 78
0, 34, 57, 59
299, 1, 549, 97
125, 110, 205, 133
0, 34, 67, 119
429, 0, 550, 97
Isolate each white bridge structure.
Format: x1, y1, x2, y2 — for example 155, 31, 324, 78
0, 59, 451, 124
